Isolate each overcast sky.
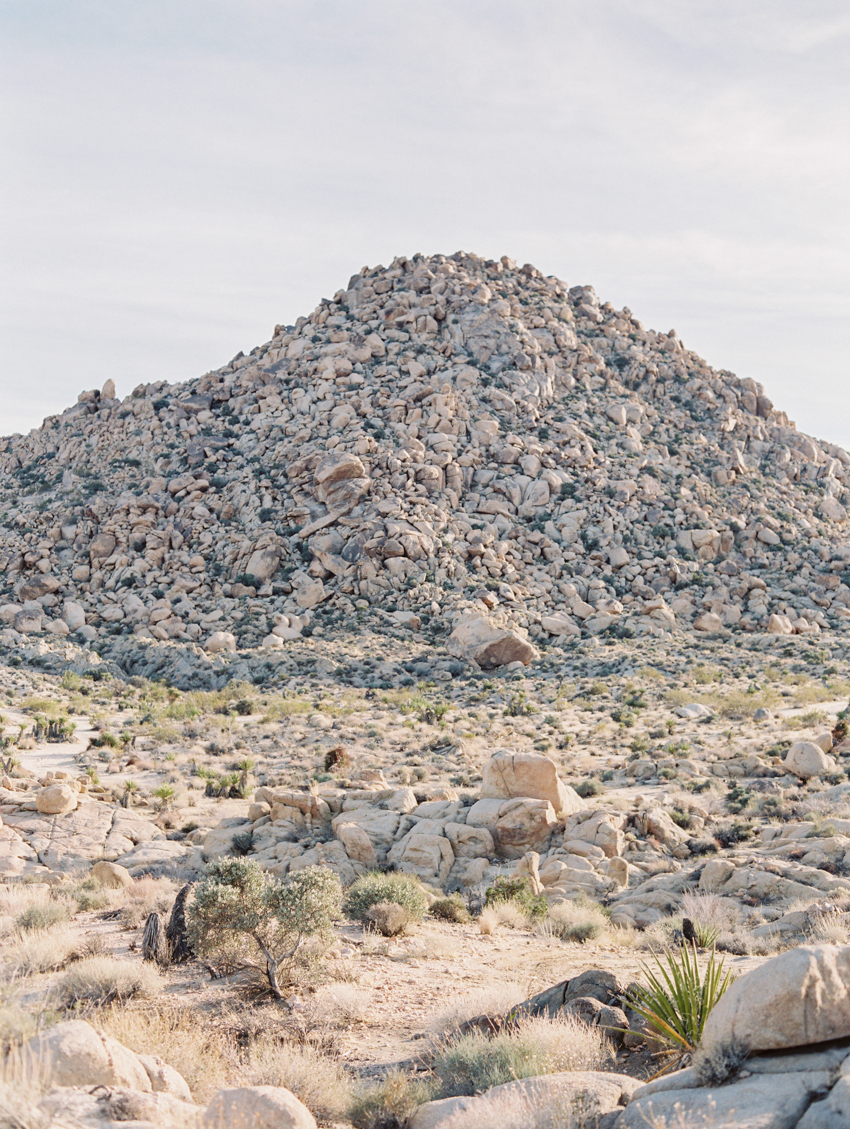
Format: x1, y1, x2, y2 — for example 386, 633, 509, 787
2, 1, 849, 450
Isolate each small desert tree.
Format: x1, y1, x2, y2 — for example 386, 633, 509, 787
187, 858, 342, 997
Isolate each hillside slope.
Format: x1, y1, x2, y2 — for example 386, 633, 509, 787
1, 251, 849, 681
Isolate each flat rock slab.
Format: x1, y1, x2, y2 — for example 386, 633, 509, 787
621, 1071, 833, 1129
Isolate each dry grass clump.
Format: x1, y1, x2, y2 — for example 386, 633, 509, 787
431, 1015, 610, 1099
540, 900, 608, 944
311, 984, 373, 1028
0, 1003, 38, 1054
477, 902, 529, 932
432, 985, 525, 1037
438, 1084, 616, 1129
95, 1005, 236, 1102
121, 875, 178, 928
15, 901, 70, 933
3, 923, 79, 975
245, 1034, 352, 1121
55, 956, 163, 1009
348, 1069, 435, 1129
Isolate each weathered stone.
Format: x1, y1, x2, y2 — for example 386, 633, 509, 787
481, 750, 585, 816
201, 1086, 316, 1129
36, 782, 79, 815
90, 860, 133, 888
785, 741, 836, 780
447, 614, 539, 668
25, 1020, 151, 1091
702, 944, 850, 1054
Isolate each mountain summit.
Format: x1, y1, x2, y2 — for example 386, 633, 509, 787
1, 251, 849, 683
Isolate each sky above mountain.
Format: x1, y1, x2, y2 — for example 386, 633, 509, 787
2, 0, 849, 448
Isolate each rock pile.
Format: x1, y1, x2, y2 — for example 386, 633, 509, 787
11, 1019, 315, 1128
0, 251, 848, 687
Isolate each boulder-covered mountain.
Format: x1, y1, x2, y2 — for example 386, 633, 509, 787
1, 250, 849, 683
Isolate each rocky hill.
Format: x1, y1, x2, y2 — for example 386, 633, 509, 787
1, 250, 849, 685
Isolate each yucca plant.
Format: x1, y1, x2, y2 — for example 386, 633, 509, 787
626, 942, 735, 1075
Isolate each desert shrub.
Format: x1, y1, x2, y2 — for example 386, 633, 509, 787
573, 779, 603, 798
363, 901, 412, 937
431, 894, 471, 924
188, 859, 342, 997
120, 876, 178, 928
485, 876, 547, 921
626, 943, 735, 1074
15, 902, 69, 932
542, 899, 607, 944
246, 1036, 352, 1121
68, 876, 111, 912
4, 924, 79, 976
431, 1015, 609, 1098
344, 871, 428, 923
56, 957, 163, 1009
95, 1005, 234, 1102
692, 1037, 749, 1085
0, 1004, 38, 1054
349, 1069, 435, 1129
714, 821, 754, 848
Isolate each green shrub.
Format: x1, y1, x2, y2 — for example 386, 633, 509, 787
349, 1069, 435, 1129
574, 779, 603, 798
626, 942, 735, 1074
16, 902, 69, 932
485, 876, 547, 921
188, 859, 342, 997
343, 871, 428, 923
431, 894, 471, 924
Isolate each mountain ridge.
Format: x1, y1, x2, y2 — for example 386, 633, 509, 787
1, 250, 849, 683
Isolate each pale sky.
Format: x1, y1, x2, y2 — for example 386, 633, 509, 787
2, 1, 849, 449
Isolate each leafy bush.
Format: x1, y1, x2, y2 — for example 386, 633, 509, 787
626, 942, 735, 1074
343, 871, 428, 923
574, 779, 603, 798
188, 859, 342, 997
431, 894, 471, 924
15, 902, 69, 932
485, 876, 547, 921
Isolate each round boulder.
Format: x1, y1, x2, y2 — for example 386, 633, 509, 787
202, 1086, 316, 1129
784, 741, 835, 780
701, 943, 850, 1054
36, 782, 79, 815
90, 860, 133, 889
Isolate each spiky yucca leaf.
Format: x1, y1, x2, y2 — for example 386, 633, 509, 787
626, 943, 735, 1072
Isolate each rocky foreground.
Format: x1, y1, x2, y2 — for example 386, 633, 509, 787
3, 254, 850, 1127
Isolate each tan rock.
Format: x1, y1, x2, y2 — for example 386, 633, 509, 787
25, 1019, 151, 1091
447, 614, 539, 668
90, 860, 133, 888
35, 782, 79, 815
205, 630, 237, 653
693, 611, 724, 632
202, 1086, 316, 1129
784, 741, 836, 780
410, 1071, 640, 1129
17, 574, 60, 601
481, 750, 584, 816
466, 797, 559, 859
245, 547, 280, 582
701, 943, 850, 1053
